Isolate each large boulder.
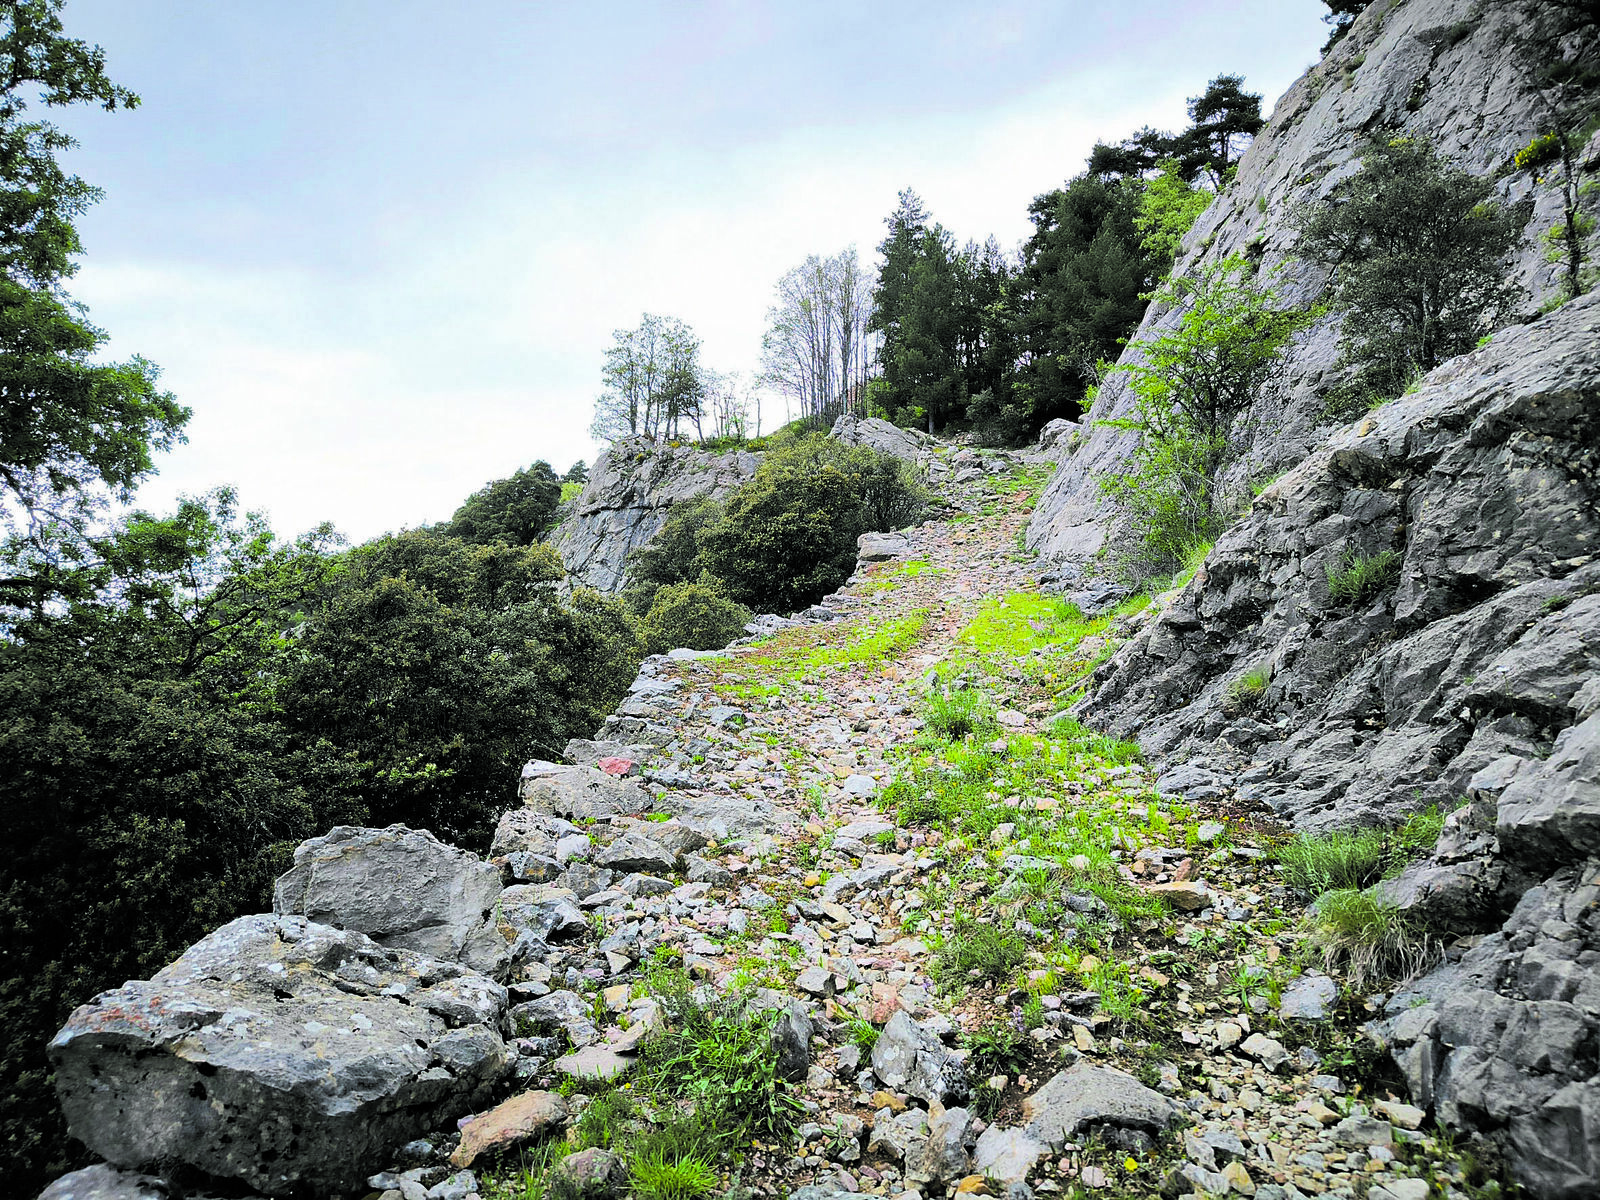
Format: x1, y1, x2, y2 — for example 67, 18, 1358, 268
548, 438, 759, 592
1076, 294, 1600, 831
520, 761, 652, 821
272, 825, 501, 960
50, 915, 510, 1197
830, 412, 936, 462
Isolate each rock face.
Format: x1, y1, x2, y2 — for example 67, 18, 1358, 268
1028, 0, 1598, 563
1377, 858, 1600, 1200
830, 412, 939, 464
272, 824, 502, 960
49, 915, 510, 1197
1078, 294, 1600, 831
548, 437, 759, 592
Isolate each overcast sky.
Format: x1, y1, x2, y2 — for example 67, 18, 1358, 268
55, 0, 1329, 542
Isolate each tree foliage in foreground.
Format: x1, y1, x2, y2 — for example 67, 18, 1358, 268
445, 460, 563, 546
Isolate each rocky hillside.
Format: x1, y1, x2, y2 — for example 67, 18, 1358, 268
550, 439, 760, 592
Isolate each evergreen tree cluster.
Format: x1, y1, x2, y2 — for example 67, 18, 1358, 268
866, 74, 1262, 445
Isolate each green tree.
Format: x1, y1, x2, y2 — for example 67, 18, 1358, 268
1008, 174, 1155, 432
590, 314, 707, 442
1321, 0, 1374, 50
638, 581, 751, 656
1135, 159, 1214, 278
1296, 137, 1525, 410
446, 461, 563, 546
1103, 257, 1309, 575
0, 0, 187, 602
280, 530, 640, 848
0, 491, 353, 1192
1178, 74, 1264, 187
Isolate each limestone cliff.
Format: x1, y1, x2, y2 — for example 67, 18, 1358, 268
1027, 0, 1599, 562
549, 438, 759, 592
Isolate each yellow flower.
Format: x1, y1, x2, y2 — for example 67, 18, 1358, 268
1124, 1157, 1140, 1172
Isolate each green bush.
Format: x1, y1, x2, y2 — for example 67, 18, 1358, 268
1101, 256, 1309, 580
1325, 547, 1400, 607
623, 436, 929, 616
638, 581, 750, 656
1309, 888, 1428, 988
923, 686, 994, 741
446, 461, 564, 546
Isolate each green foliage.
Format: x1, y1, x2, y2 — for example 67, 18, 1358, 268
1226, 662, 1272, 711
1004, 175, 1156, 439
922, 686, 994, 741
1275, 827, 1390, 897
1296, 137, 1525, 414
0, 0, 187, 608
280, 529, 642, 847
964, 1019, 1031, 1077
1135, 159, 1214, 275
629, 1149, 719, 1200
1515, 131, 1564, 172
573, 1087, 635, 1150
1309, 888, 1427, 988
591, 313, 708, 442
637, 971, 803, 1142
932, 919, 1027, 989
638, 581, 750, 656
445, 461, 563, 546
696, 437, 929, 613
1324, 547, 1400, 607
844, 1017, 880, 1052
1102, 256, 1308, 579
1089, 75, 1264, 188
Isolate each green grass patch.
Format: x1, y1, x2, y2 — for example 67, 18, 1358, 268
728, 609, 931, 688
1309, 888, 1428, 989
629, 1148, 719, 1200
1326, 548, 1401, 607
958, 591, 1100, 658
922, 686, 996, 741
932, 919, 1027, 989
1275, 827, 1389, 897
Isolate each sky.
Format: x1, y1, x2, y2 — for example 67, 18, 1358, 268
53, 0, 1331, 543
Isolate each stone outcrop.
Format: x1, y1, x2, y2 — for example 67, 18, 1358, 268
1077, 293, 1599, 830
829, 412, 939, 464
1028, 0, 1599, 563
49, 915, 510, 1197
548, 437, 758, 592
272, 824, 501, 960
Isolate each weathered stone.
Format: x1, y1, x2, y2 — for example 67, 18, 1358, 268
1021, 1063, 1180, 1150
770, 1002, 814, 1083
1280, 972, 1338, 1021
595, 832, 677, 875
859, 531, 913, 562
872, 1010, 970, 1106
1146, 882, 1211, 912
553, 1044, 632, 1083
450, 1090, 568, 1167
1239, 1033, 1289, 1072
549, 438, 759, 592
549, 1148, 628, 1200
905, 1105, 972, 1188
831, 412, 937, 463
972, 1125, 1048, 1183
50, 915, 510, 1197
37, 1164, 226, 1200
869, 1107, 930, 1161
272, 825, 501, 961
520, 762, 652, 821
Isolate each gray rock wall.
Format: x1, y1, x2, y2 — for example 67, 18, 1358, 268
548, 437, 759, 592
1078, 292, 1599, 829
1027, 0, 1600, 562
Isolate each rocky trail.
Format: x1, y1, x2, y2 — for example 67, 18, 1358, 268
44, 449, 1518, 1200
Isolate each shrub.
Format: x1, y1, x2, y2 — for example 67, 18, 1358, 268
1135, 158, 1214, 275
1226, 662, 1272, 710
446, 461, 564, 546
964, 1019, 1031, 1078
923, 686, 994, 741
625, 497, 726, 610
1325, 547, 1400, 607
1102, 256, 1309, 580
697, 436, 929, 613
638, 582, 750, 656
1309, 888, 1429, 988
1296, 137, 1524, 413
1514, 131, 1563, 172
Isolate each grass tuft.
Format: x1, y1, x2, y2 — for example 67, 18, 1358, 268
923, 686, 994, 741
1326, 548, 1401, 607
1309, 888, 1431, 988
1275, 827, 1389, 897
628, 1149, 719, 1200
932, 919, 1027, 989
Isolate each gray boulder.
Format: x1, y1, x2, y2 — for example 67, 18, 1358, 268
520, 761, 652, 821
596, 832, 677, 875
769, 1001, 814, 1083
462, 884, 586, 978
37, 1164, 260, 1200
830, 412, 936, 462
870, 1010, 969, 1106
905, 1105, 972, 1188
272, 825, 501, 960
1021, 1063, 1181, 1151
50, 915, 510, 1197
858, 531, 912, 562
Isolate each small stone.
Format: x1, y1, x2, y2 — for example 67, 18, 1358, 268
798, 966, 836, 996
1079, 1165, 1108, 1188
1072, 1025, 1095, 1052
1238, 1033, 1289, 1072
553, 1044, 632, 1083
1373, 1099, 1425, 1130
1221, 1160, 1256, 1195
1196, 821, 1226, 844
1147, 882, 1210, 912
450, 1091, 568, 1167
1215, 1021, 1242, 1049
